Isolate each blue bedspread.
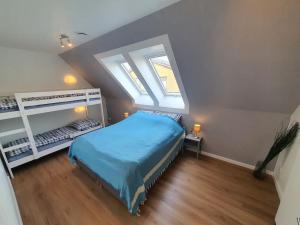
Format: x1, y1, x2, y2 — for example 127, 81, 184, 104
69, 111, 184, 214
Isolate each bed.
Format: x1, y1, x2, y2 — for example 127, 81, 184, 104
69, 111, 184, 215
3, 118, 102, 163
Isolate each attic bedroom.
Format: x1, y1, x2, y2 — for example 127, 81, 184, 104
0, 0, 299, 225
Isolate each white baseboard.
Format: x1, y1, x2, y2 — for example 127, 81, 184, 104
273, 176, 282, 200
201, 151, 274, 176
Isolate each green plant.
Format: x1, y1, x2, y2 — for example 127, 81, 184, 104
253, 122, 299, 179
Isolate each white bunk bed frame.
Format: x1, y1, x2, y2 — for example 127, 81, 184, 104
0, 88, 105, 178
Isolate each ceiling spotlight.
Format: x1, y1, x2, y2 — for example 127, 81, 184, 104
67, 38, 73, 47
60, 39, 65, 48
59, 34, 73, 48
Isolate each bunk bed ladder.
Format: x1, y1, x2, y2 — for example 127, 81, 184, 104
86, 88, 105, 127
15, 94, 39, 159
0, 128, 28, 178
0, 139, 13, 178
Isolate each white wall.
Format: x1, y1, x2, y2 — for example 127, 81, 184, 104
0, 46, 92, 95
275, 106, 300, 224
0, 159, 23, 225
0, 46, 107, 139
275, 146, 300, 225
274, 105, 300, 198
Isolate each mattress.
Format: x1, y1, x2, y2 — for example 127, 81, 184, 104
4, 119, 101, 162
69, 111, 184, 214
37, 139, 72, 153
6, 149, 34, 163
0, 96, 18, 112
0, 108, 19, 113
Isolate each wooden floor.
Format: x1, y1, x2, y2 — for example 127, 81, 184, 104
12, 151, 279, 225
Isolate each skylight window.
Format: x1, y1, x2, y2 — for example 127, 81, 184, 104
94, 35, 189, 113
148, 55, 180, 95
121, 62, 147, 94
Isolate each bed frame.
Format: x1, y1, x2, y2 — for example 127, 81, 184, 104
0, 88, 105, 178
74, 135, 185, 215
76, 159, 127, 205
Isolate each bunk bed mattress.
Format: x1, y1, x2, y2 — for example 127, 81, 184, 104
0, 94, 100, 112
4, 119, 102, 162
0, 108, 19, 113
4, 127, 77, 161
0, 96, 18, 112
69, 111, 184, 214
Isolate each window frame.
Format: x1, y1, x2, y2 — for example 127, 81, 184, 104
94, 34, 189, 114
145, 52, 181, 97
119, 61, 148, 95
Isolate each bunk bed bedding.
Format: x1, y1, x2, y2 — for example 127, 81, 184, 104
4, 118, 102, 161
0, 93, 101, 113
22, 93, 100, 110
4, 127, 76, 159
23, 93, 85, 101
68, 119, 100, 131
23, 91, 99, 102
69, 111, 184, 215
0, 96, 18, 112
138, 110, 182, 122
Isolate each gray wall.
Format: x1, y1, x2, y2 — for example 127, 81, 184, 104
60, 0, 300, 170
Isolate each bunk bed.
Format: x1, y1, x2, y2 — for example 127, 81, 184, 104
0, 89, 105, 178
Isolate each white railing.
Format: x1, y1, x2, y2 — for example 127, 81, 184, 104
2, 142, 30, 153
0, 128, 26, 138
0, 111, 21, 120
16, 89, 101, 114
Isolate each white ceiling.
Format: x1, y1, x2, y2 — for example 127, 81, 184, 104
0, 0, 180, 53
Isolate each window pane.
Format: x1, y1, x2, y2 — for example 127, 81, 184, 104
121, 62, 147, 94
149, 55, 180, 94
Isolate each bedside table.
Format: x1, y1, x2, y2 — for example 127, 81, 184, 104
184, 133, 203, 159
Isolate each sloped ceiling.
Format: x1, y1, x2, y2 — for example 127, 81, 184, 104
61, 0, 300, 169
61, 0, 300, 114
0, 0, 180, 53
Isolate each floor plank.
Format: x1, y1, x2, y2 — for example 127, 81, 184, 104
12, 151, 279, 225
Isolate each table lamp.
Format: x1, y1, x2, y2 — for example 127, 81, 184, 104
193, 123, 201, 138
123, 112, 129, 118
